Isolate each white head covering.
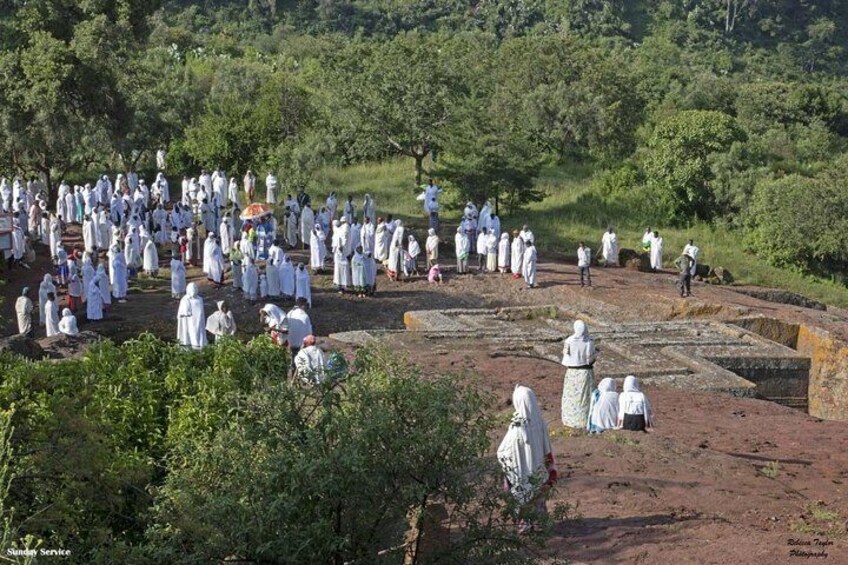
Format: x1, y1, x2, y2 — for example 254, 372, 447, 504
623, 375, 639, 392
261, 304, 286, 329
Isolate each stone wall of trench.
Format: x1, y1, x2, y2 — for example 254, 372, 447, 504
796, 325, 848, 421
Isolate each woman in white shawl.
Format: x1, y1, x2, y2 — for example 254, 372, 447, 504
587, 378, 619, 433
260, 303, 287, 346
497, 385, 557, 532
650, 230, 663, 271
58, 308, 80, 336
37, 274, 56, 326
325, 191, 338, 221
110, 245, 128, 301
177, 283, 207, 349
454, 226, 469, 274
617, 376, 653, 432
228, 177, 239, 208
425, 228, 439, 268
279, 256, 295, 298
406, 234, 421, 277
497, 232, 510, 273
351, 247, 367, 297
522, 241, 537, 288
266, 252, 281, 298
295, 263, 312, 307
310, 224, 327, 272
82, 253, 96, 296
170, 252, 186, 299
143, 239, 159, 276
362, 193, 376, 224
86, 278, 104, 321
205, 234, 225, 287
44, 293, 60, 337
374, 218, 389, 263
96, 264, 112, 309
205, 300, 236, 342
561, 320, 596, 428
243, 257, 259, 301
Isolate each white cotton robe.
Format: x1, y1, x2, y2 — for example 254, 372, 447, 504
143, 240, 159, 274
168, 257, 184, 296
650, 236, 664, 270
295, 265, 311, 307
177, 283, 207, 349
496, 386, 553, 506
522, 246, 537, 286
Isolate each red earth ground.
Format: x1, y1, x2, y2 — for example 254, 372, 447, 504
1, 224, 847, 564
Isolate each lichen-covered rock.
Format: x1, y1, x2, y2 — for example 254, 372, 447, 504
707, 266, 734, 285
0, 334, 44, 360
37, 331, 102, 360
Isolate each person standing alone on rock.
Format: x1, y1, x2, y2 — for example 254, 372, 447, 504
561, 320, 596, 429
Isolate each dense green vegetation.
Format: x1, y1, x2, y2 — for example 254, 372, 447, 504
3, 1, 848, 285
0, 337, 550, 562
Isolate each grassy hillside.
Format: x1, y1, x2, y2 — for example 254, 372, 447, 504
317, 158, 848, 307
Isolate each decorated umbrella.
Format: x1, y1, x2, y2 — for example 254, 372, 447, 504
240, 202, 274, 221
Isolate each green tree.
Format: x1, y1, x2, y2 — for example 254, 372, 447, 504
321, 32, 473, 186
643, 110, 745, 223
0, 0, 162, 199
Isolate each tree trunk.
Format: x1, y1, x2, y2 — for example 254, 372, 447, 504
43, 168, 54, 205
414, 154, 424, 188
494, 195, 499, 217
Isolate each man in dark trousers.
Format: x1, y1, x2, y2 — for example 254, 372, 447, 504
674, 252, 695, 297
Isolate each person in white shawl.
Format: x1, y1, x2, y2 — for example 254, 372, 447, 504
497, 232, 510, 273
485, 229, 498, 273
243, 257, 259, 301
497, 385, 557, 530
406, 234, 421, 277
170, 252, 186, 299
587, 378, 619, 433
294, 335, 326, 385
86, 278, 104, 321
177, 282, 207, 349
325, 191, 338, 221
260, 303, 287, 345
15, 287, 34, 336
295, 263, 312, 307
44, 292, 60, 337
601, 227, 619, 267
38, 274, 56, 326
300, 204, 315, 249
425, 228, 439, 268
286, 299, 312, 354
617, 375, 653, 432
279, 256, 295, 298
310, 224, 327, 272
351, 247, 367, 296
265, 172, 278, 205
205, 300, 236, 342
204, 234, 225, 286
143, 239, 159, 276
110, 246, 128, 301
362, 193, 376, 224
522, 241, 537, 288
96, 264, 111, 309
58, 308, 80, 336
650, 230, 663, 271
454, 226, 469, 274
82, 214, 97, 253
374, 218, 389, 263
561, 320, 596, 428
219, 216, 233, 255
